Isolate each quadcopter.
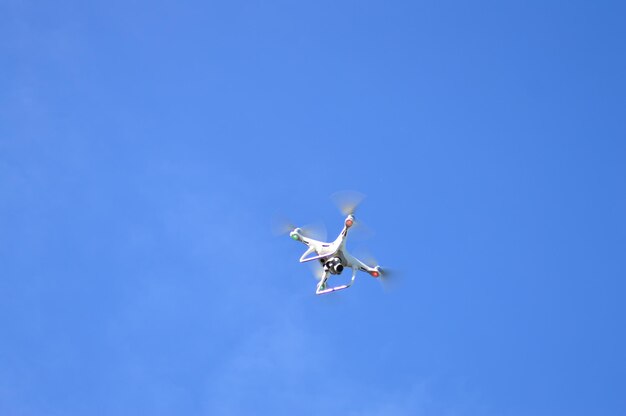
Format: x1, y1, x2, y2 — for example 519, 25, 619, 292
281, 193, 388, 295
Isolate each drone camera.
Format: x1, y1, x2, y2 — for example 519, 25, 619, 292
325, 257, 344, 275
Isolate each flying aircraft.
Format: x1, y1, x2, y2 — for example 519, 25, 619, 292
278, 192, 389, 295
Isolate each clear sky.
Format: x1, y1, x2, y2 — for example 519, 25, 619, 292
1, 1, 625, 415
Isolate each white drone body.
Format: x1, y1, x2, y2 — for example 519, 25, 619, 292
290, 214, 382, 295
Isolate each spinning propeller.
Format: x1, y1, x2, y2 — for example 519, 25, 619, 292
354, 248, 397, 289
272, 216, 328, 241
331, 190, 366, 217
331, 190, 374, 239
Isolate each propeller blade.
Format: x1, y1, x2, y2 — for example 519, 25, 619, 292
271, 215, 297, 236
309, 262, 325, 281
377, 267, 400, 291
272, 215, 327, 241
301, 221, 327, 242
348, 218, 375, 241
331, 190, 366, 216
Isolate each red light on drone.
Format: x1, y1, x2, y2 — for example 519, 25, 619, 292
371, 271, 380, 278
345, 219, 354, 228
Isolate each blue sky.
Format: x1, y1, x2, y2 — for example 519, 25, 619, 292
1, 0, 625, 415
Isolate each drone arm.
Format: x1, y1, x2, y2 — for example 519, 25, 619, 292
335, 225, 349, 244
344, 252, 377, 274
299, 245, 339, 263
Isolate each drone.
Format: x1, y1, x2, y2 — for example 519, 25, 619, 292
280, 193, 388, 295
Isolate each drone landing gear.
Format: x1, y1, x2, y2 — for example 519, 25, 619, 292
316, 283, 351, 295
315, 269, 357, 295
